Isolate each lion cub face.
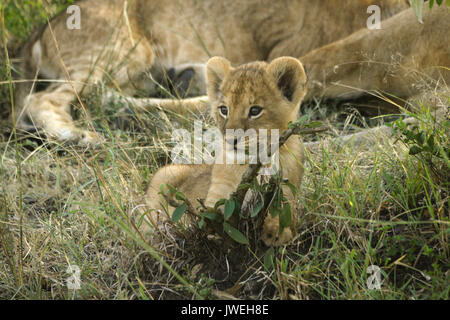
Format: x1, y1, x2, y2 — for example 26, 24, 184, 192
206, 57, 307, 146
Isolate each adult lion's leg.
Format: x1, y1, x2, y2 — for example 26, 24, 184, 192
164, 63, 207, 98
18, 78, 102, 144
14, 1, 156, 144
105, 92, 210, 116
106, 62, 209, 117
15, 41, 132, 144
301, 5, 450, 102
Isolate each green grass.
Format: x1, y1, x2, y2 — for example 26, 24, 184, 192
0, 1, 448, 300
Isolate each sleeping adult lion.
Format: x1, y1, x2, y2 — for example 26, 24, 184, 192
13, 0, 449, 144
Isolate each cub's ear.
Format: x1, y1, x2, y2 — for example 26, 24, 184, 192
206, 56, 231, 100
267, 57, 307, 105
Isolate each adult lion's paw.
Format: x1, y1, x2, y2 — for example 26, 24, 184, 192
261, 215, 293, 246
77, 130, 104, 146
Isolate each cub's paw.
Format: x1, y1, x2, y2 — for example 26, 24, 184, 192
261, 215, 293, 246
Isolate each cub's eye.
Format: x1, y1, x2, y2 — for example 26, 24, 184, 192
249, 106, 263, 117
219, 106, 228, 117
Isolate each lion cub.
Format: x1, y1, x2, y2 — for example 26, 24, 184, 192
146, 56, 306, 246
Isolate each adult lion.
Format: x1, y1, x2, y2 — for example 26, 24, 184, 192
13, 0, 449, 143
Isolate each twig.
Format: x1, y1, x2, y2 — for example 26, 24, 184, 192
162, 193, 199, 218
162, 193, 227, 238
232, 125, 330, 203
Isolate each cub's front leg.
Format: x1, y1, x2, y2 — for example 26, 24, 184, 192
261, 137, 305, 246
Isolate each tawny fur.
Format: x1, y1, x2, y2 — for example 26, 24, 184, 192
13, 0, 433, 144
146, 57, 307, 246
302, 5, 450, 101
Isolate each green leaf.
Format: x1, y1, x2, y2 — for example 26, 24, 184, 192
269, 188, 283, 218
199, 288, 211, 298
237, 183, 252, 191
234, 200, 241, 216
433, 145, 440, 156
165, 184, 178, 193
415, 132, 426, 145
409, 145, 422, 155
279, 203, 292, 231
175, 191, 186, 201
223, 222, 249, 244
270, 204, 281, 218
283, 181, 298, 196
251, 201, 264, 218
159, 184, 168, 195
264, 248, 275, 270
224, 199, 236, 221
426, 135, 435, 149
172, 203, 187, 222
214, 198, 227, 210
288, 115, 309, 129
200, 212, 221, 222
409, 0, 425, 23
